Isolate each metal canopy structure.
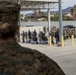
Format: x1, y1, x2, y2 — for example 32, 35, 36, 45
19, 0, 58, 32
20, 0, 58, 10
0, 0, 58, 31
0, 0, 58, 32
0, 0, 58, 7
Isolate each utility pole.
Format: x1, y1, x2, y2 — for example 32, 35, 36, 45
59, 0, 63, 42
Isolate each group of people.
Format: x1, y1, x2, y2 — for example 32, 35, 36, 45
16, 28, 60, 44
17, 30, 37, 43
17, 30, 48, 44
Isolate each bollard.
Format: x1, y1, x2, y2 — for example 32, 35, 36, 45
50, 36, 52, 46
62, 36, 64, 47
72, 35, 74, 46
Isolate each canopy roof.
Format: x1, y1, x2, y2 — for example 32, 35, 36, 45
0, 0, 58, 10
20, 0, 58, 10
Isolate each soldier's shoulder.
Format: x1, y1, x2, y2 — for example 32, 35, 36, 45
32, 50, 65, 75
21, 46, 46, 59
17, 45, 65, 75
21, 46, 44, 56
21, 46, 49, 60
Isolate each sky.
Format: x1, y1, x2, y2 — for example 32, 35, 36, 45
62, 0, 76, 9
21, 0, 76, 14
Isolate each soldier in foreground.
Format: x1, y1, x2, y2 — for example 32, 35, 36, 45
0, 2, 65, 75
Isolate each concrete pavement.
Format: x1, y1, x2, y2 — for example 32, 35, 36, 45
19, 39, 76, 75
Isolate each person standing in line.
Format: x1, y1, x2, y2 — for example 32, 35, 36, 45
25, 31, 28, 42
55, 29, 59, 44
21, 31, 25, 43
28, 30, 31, 42
17, 33, 20, 42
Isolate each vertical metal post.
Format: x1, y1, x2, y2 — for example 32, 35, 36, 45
48, 8, 51, 32
59, 0, 63, 42
18, 0, 21, 26
48, 6, 51, 45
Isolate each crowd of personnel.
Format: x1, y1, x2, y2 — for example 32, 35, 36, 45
63, 25, 76, 40
17, 30, 48, 44
17, 25, 76, 44
16, 30, 59, 44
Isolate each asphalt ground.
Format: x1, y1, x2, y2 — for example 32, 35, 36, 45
19, 39, 76, 75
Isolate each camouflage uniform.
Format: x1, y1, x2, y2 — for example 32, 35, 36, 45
0, 42, 65, 75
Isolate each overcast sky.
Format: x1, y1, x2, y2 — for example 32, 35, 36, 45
62, 0, 76, 9
21, 0, 76, 14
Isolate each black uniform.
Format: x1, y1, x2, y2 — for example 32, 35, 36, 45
21, 31, 25, 43
0, 41, 65, 75
55, 31, 59, 44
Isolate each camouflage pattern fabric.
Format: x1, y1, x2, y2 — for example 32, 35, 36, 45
0, 1, 20, 26
0, 42, 65, 75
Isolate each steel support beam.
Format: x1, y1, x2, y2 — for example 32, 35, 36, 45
48, 8, 51, 32
18, 0, 21, 26
59, 0, 63, 42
